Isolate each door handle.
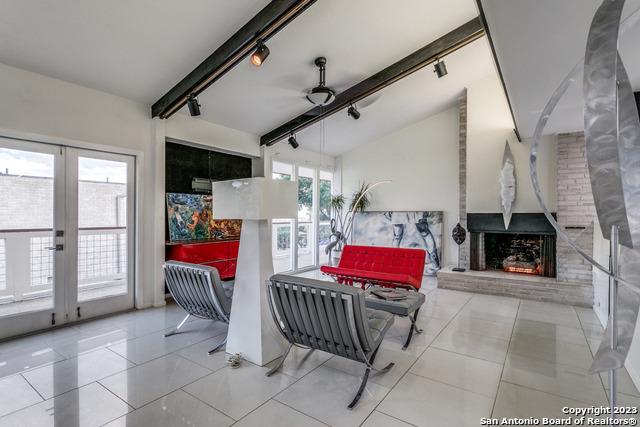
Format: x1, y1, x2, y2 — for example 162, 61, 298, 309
45, 244, 64, 251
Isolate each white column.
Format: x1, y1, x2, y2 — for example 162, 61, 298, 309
226, 219, 287, 366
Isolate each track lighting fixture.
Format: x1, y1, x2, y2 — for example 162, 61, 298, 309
288, 134, 299, 149
434, 58, 448, 78
250, 39, 270, 67
187, 95, 201, 116
347, 104, 360, 120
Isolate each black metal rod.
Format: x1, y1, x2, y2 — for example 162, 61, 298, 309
151, 0, 317, 119
260, 17, 485, 146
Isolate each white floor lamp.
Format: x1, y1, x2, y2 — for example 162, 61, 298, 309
212, 177, 297, 366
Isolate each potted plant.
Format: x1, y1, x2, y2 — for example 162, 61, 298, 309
325, 182, 377, 266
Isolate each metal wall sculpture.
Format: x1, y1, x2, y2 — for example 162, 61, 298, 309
499, 141, 516, 229
528, 0, 640, 412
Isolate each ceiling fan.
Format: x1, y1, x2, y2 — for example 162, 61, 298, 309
306, 57, 336, 106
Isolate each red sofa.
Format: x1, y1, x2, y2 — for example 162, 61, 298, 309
320, 245, 426, 290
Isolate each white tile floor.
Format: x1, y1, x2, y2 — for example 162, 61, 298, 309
0, 270, 636, 426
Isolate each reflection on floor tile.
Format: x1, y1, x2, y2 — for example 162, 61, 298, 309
184, 363, 296, 420
22, 348, 133, 399
362, 411, 414, 427
378, 373, 493, 427
410, 347, 502, 398
502, 353, 607, 404
432, 328, 509, 364
0, 344, 66, 379
0, 382, 130, 427
104, 389, 233, 427
108, 321, 227, 364
232, 399, 326, 427
276, 366, 390, 427
100, 354, 210, 408
0, 374, 43, 417
493, 381, 585, 420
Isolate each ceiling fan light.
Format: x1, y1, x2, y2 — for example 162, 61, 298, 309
306, 86, 336, 106
250, 40, 270, 67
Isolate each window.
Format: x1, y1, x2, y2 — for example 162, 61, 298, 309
319, 171, 333, 266
272, 161, 294, 273
297, 167, 315, 269
271, 160, 334, 272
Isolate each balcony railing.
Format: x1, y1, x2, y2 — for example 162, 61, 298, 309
0, 227, 127, 305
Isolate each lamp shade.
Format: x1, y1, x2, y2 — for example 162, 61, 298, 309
212, 177, 297, 220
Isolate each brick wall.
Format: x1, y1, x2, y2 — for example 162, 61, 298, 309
458, 90, 469, 269
0, 175, 126, 229
556, 132, 595, 284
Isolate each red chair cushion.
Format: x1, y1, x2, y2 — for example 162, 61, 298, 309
321, 245, 426, 290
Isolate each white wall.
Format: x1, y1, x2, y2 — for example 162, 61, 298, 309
467, 75, 557, 214
0, 62, 260, 310
339, 107, 459, 266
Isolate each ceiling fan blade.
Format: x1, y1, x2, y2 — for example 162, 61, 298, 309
358, 94, 383, 109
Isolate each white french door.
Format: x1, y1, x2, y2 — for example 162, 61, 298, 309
0, 138, 135, 339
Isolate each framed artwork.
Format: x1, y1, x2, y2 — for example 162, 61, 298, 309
353, 211, 443, 275
166, 193, 241, 241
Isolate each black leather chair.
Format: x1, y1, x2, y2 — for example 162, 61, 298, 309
266, 274, 395, 409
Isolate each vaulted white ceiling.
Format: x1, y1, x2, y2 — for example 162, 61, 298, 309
481, 0, 640, 138
0, 0, 498, 155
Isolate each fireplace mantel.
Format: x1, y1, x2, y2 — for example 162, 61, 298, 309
467, 213, 556, 235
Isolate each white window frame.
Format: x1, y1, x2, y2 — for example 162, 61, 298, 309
270, 159, 334, 273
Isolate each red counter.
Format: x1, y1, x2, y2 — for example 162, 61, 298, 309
165, 239, 240, 280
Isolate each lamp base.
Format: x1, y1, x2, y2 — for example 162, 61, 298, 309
226, 219, 287, 366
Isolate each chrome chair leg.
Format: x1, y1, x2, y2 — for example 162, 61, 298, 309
208, 336, 227, 354
164, 314, 191, 337
265, 344, 293, 377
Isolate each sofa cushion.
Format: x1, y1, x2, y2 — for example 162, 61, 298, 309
365, 287, 426, 316
320, 266, 421, 289
366, 308, 394, 347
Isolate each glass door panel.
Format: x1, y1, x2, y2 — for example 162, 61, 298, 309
297, 167, 315, 269
318, 171, 333, 266
77, 157, 129, 302
66, 149, 134, 320
0, 138, 65, 338
272, 161, 294, 272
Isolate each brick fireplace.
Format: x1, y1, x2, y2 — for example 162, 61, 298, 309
438, 130, 594, 306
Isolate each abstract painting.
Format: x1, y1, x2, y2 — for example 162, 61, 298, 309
353, 211, 443, 275
166, 193, 242, 242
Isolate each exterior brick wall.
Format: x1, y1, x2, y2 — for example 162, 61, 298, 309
556, 132, 595, 284
0, 175, 126, 230
458, 90, 469, 269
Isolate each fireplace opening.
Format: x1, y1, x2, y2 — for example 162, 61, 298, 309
485, 233, 542, 275
468, 213, 557, 278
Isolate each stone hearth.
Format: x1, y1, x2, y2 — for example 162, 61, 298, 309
437, 267, 592, 307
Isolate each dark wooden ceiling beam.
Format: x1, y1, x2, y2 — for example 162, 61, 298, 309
475, 0, 521, 141
260, 17, 485, 146
152, 0, 317, 119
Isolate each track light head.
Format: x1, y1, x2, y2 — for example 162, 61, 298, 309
347, 104, 360, 120
434, 59, 448, 78
288, 134, 299, 149
250, 39, 270, 67
187, 95, 201, 116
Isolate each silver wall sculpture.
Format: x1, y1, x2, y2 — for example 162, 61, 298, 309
499, 141, 516, 229
529, 0, 640, 380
